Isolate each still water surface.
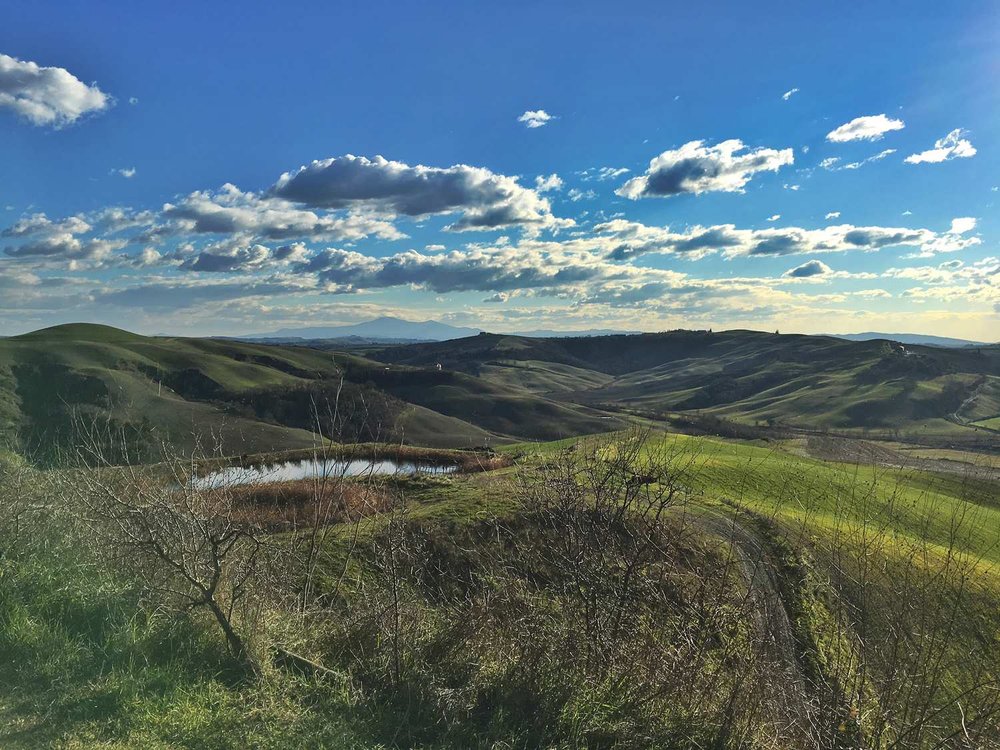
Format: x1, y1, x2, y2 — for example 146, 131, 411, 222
191, 457, 457, 489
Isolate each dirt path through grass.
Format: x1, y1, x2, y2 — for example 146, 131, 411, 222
804, 435, 999, 482
691, 509, 819, 748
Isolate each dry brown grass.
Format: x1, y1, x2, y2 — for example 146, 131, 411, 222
227, 480, 396, 531
455, 452, 511, 473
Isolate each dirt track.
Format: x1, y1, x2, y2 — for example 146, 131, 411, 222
691, 510, 819, 748
803, 435, 999, 483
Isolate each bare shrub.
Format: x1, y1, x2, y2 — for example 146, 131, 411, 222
508, 429, 688, 670
69, 431, 277, 678
719, 454, 1000, 749
0, 453, 33, 548
305, 430, 804, 747
812, 473, 1000, 748
497, 429, 801, 746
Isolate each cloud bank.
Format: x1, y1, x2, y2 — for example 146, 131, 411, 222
596, 217, 979, 261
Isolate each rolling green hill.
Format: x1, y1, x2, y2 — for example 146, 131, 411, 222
0, 324, 623, 463
379, 330, 1000, 444
2, 324, 997, 464
2, 328, 998, 744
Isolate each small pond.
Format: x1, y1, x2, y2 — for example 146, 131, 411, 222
190, 457, 458, 490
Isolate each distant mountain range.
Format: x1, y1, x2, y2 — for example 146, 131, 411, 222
241, 318, 991, 348
246, 317, 480, 342
828, 332, 991, 348
244, 317, 639, 343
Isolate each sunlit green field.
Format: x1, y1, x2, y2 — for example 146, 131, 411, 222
511, 430, 1000, 568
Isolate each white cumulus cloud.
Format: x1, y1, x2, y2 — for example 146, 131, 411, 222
948, 217, 976, 235
270, 154, 571, 232
534, 173, 563, 192
826, 114, 904, 143
784, 259, 831, 278
517, 109, 554, 129
617, 139, 794, 199
904, 129, 976, 164
0, 53, 112, 127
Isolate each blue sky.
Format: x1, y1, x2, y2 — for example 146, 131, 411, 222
1, 0, 997, 338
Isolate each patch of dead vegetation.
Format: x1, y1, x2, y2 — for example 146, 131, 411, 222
227, 480, 396, 531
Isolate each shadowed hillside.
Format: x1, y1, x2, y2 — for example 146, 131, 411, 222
0, 324, 622, 464
2, 325, 997, 465
378, 330, 1000, 442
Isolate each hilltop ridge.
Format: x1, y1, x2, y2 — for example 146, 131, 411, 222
0, 324, 997, 464
11, 322, 150, 343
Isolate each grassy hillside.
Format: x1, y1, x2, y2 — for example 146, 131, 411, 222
380, 330, 1000, 443
3, 324, 997, 465
477, 359, 615, 393
1, 329, 995, 746
367, 368, 621, 440
0, 324, 619, 463
3, 430, 999, 747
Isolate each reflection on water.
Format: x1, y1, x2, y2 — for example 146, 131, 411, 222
191, 457, 457, 489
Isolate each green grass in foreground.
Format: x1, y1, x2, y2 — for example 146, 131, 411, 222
3, 432, 1000, 748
